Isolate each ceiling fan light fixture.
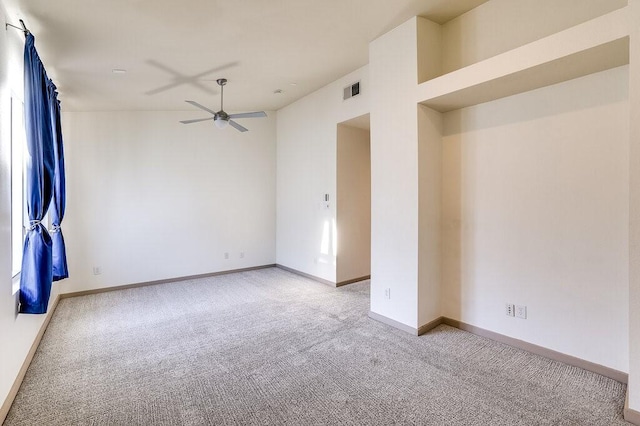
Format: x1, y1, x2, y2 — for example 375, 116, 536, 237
214, 117, 229, 129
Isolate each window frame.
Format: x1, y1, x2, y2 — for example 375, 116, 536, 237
10, 93, 27, 294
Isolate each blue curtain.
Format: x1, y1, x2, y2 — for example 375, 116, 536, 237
48, 81, 68, 281
19, 33, 56, 314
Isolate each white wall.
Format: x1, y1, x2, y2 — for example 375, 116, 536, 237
276, 66, 369, 283
440, 0, 627, 74
627, 0, 640, 414
61, 110, 276, 292
441, 67, 629, 371
336, 123, 370, 283
0, 5, 62, 417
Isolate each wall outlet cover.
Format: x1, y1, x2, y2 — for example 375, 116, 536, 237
516, 305, 527, 319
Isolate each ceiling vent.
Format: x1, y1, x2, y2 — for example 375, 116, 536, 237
343, 81, 360, 100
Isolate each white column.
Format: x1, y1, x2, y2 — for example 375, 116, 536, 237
369, 17, 442, 332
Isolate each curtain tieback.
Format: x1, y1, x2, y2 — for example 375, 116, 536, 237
27, 220, 42, 231
50, 225, 61, 233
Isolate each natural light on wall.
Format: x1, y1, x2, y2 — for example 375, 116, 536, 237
319, 219, 337, 266
332, 218, 337, 257
11, 95, 25, 279
320, 220, 330, 255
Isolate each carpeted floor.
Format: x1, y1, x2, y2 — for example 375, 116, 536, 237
4, 267, 629, 425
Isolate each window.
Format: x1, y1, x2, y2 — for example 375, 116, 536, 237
11, 95, 26, 293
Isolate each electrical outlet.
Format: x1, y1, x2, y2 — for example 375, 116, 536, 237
384, 288, 391, 300
516, 305, 527, 319
505, 303, 515, 317
92, 266, 102, 275
224, 252, 229, 260
240, 252, 244, 259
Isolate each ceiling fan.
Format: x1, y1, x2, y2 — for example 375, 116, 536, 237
180, 78, 267, 132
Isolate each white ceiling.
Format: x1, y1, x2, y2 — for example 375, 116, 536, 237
3, 0, 487, 112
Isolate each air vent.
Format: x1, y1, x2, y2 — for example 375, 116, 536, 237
343, 81, 360, 100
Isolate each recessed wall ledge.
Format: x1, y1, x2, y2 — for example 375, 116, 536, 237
417, 6, 630, 112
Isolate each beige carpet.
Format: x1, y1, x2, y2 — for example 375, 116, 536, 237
4, 267, 628, 425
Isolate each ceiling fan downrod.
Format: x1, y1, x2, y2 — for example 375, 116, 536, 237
217, 78, 227, 113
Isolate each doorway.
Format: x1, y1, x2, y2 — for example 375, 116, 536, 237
336, 114, 371, 285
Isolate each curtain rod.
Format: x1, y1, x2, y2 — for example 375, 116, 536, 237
5, 19, 30, 36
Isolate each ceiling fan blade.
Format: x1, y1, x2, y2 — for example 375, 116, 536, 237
185, 100, 217, 115
228, 120, 248, 132
180, 117, 215, 124
228, 111, 267, 119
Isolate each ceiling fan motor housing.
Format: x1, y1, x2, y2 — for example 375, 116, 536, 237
215, 110, 229, 121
